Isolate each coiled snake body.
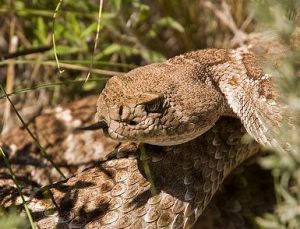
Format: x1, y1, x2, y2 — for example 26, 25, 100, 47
0, 47, 288, 228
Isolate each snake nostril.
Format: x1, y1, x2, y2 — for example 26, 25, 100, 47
128, 120, 137, 125
119, 105, 123, 116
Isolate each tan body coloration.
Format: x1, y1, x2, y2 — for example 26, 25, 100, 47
0, 96, 274, 229
97, 48, 281, 148
0, 47, 288, 229
2, 117, 262, 229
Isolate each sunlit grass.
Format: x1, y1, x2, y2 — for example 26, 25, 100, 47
86, 0, 104, 82
53, 0, 66, 74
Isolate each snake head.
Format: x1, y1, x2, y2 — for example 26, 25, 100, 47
96, 63, 224, 146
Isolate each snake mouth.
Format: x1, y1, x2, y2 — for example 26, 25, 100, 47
97, 120, 109, 135
77, 120, 109, 136
75, 120, 108, 134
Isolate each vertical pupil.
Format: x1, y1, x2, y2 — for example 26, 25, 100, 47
147, 101, 159, 112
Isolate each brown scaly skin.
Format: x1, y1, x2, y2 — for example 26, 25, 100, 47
4, 117, 266, 229
0, 95, 275, 229
0, 47, 287, 228
97, 48, 285, 150
97, 56, 227, 146
0, 97, 274, 229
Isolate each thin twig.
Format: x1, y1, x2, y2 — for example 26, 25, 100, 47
3, 15, 18, 134
0, 46, 52, 60
202, 0, 248, 47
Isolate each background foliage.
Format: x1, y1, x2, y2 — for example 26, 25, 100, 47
0, 0, 299, 228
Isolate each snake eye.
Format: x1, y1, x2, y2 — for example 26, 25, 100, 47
145, 99, 163, 113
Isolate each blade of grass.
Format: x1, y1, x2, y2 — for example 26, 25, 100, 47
0, 7, 102, 18
52, 0, 64, 73
0, 147, 36, 229
0, 85, 66, 179
86, 0, 104, 82
139, 143, 157, 196
0, 78, 109, 100
0, 60, 122, 76
50, 60, 136, 69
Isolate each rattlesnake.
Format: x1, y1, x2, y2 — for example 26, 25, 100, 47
0, 45, 291, 228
